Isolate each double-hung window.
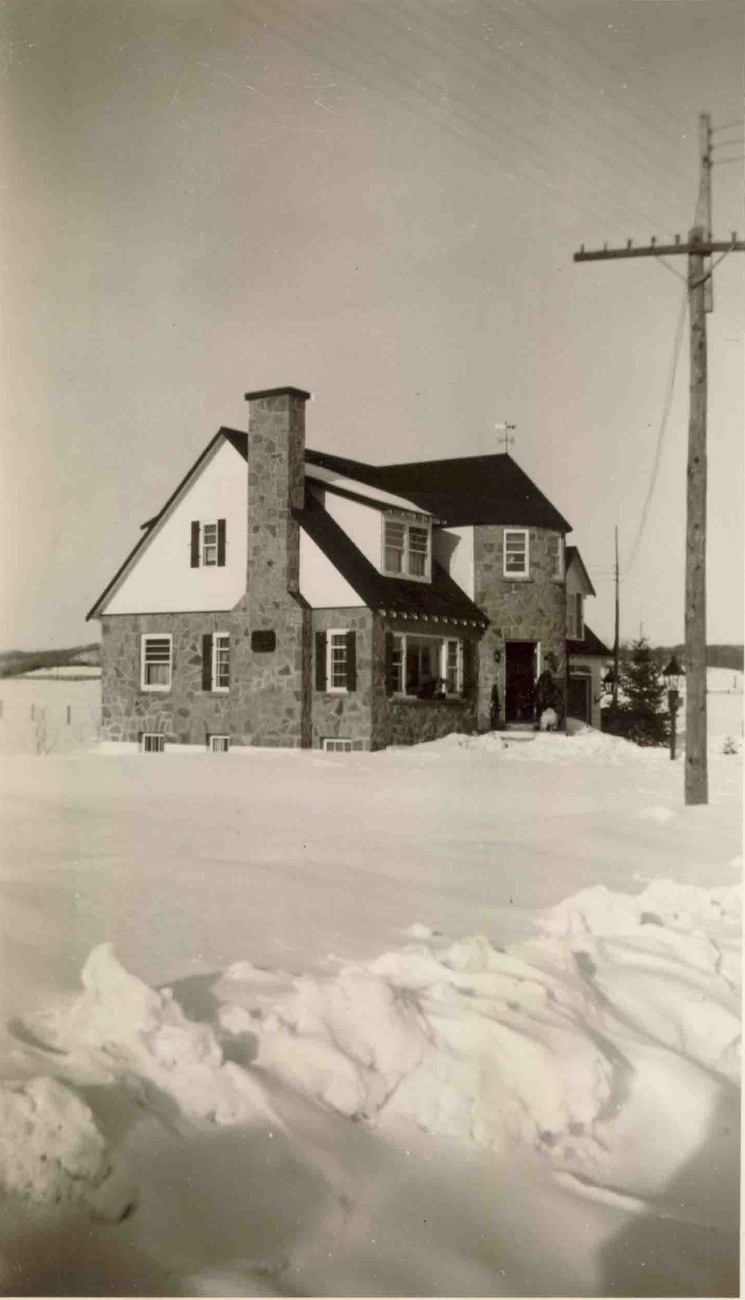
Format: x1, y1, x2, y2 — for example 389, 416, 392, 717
382, 516, 431, 581
328, 631, 349, 692
548, 533, 564, 580
213, 633, 230, 690
141, 635, 172, 691
503, 528, 529, 578
190, 519, 226, 568
202, 632, 230, 692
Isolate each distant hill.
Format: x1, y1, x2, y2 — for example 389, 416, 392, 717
0, 643, 101, 678
650, 644, 744, 672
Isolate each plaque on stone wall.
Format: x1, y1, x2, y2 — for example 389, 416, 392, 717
251, 630, 276, 652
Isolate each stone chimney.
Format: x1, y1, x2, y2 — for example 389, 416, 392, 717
242, 386, 311, 746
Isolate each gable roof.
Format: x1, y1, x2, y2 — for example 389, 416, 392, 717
306, 449, 571, 531
567, 623, 612, 658
565, 545, 596, 596
87, 427, 245, 620
294, 493, 488, 627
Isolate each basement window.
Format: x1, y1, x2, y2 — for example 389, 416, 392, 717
141, 733, 165, 753
208, 735, 230, 753
323, 738, 353, 753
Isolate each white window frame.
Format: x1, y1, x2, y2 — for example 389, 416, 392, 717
548, 533, 564, 581
327, 629, 349, 694
212, 632, 230, 692
382, 515, 432, 583
323, 737, 353, 753
208, 735, 230, 752
391, 632, 464, 699
503, 528, 530, 578
141, 733, 165, 753
141, 634, 173, 691
201, 520, 219, 567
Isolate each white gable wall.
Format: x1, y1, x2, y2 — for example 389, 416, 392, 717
322, 492, 385, 571
103, 440, 248, 614
433, 526, 474, 598
298, 530, 365, 608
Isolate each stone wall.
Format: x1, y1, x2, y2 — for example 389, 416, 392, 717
311, 607, 374, 749
101, 612, 233, 744
473, 525, 567, 729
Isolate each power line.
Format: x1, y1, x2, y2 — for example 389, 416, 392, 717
621, 285, 688, 580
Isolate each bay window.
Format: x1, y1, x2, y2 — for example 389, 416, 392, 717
387, 633, 464, 699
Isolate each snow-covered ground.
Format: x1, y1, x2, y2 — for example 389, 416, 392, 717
0, 680, 741, 1296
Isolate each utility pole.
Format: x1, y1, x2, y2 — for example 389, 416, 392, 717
573, 116, 745, 807
697, 112, 713, 313
613, 526, 620, 707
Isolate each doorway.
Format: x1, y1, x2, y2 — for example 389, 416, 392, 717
505, 640, 539, 722
567, 672, 591, 723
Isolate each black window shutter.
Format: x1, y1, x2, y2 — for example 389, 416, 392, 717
345, 631, 357, 692
315, 631, 327, 691
190, 521, 200, 568
384, 632, 395, 695
202, 634, 213, 691
462, 639, 474, 698
217, 519, 226, 566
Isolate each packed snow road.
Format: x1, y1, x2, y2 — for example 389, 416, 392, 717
0, 725, 741, 1296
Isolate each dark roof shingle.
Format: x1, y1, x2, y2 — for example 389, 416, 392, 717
306, 449, 571, 531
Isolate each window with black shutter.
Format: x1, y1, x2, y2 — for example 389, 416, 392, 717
315, 631, 327, 691
202, 634, 213, 691
190, 520, 227, 568
345, 631, 357, 692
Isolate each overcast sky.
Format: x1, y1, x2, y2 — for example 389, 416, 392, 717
1, 0, 743, 650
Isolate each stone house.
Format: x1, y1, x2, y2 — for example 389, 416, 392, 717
87, 385, 607, 751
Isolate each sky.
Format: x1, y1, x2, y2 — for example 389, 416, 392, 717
1, 0, 743, 651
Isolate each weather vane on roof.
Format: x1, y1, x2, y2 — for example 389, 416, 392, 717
494, 422, 516, 453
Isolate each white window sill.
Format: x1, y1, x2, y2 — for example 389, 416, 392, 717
140, 684, 171, 693
381, 569, 432, 584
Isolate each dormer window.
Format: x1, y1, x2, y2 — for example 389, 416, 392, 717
382, 516, 431, 581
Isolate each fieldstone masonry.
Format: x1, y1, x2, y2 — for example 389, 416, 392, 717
243, 388, 312, 747
473, 525, 566, 729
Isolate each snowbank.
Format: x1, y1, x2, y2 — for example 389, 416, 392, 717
420, 726, 668, 763
26, 944, 280, 1129
0, 1076, 134, 1220
212, 878, 741, 1161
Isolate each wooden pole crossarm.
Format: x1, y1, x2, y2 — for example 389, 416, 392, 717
574, 239, 744, 262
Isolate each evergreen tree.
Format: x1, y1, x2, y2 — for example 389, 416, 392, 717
606, 637, 669, 746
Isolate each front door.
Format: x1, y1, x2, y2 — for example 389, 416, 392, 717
505, 641, 538, 722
